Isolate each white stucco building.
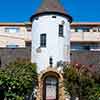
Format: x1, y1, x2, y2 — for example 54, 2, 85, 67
30, 0, 72, 72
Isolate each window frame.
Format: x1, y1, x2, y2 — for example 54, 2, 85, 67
59, 24, 64, 37
6, 44, 19, 48
40, 33, 47, 47
5, 27, 20, 33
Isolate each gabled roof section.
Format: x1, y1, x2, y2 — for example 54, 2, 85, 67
30, 0, 72, 22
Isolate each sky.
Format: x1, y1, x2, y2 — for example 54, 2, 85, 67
0, 0, 100, 22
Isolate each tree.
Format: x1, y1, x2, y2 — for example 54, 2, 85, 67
0, 59, 37, 100
63, 64, 95, 100
64, 65, 79, 99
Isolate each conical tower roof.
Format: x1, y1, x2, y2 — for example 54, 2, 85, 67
30, 0, 72, 22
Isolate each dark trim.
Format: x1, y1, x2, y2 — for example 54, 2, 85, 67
30, 11, 73, 23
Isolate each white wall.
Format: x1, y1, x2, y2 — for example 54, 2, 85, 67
31, 15, 70, 73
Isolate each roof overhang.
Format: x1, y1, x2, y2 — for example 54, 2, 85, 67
30, 11, 73, 23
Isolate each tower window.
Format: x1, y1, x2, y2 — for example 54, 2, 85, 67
59, 25, 64, 37
52, 16, 56, 18
35, 17, 39, 20
40, 34, 46, 47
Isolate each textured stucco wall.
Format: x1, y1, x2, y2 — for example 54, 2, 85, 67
71, 51, 100, 66
0, 48, 100, 67
0, 48, 31, 67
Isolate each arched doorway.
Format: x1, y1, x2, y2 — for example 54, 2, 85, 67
43, 76, 59, 100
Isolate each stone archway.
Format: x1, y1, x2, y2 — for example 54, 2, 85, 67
36, 67, 65, 100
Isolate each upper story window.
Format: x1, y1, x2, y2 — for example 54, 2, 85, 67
74, 28, 78, 32
83, 45, 90, 50
59, 25, 64, 37
71, 28, 76, 32
92, 27, 97, 32
82, 27, 90, 32
98, 28, 100, 32
92, 27, 100, 32
72, 27, 90, 32
40, 34, 46, 47
25, 41, 31, 47
26, 26, 32, 32
71, 43, 83, 51
6, 44, 19, 48
5, 27, 20, 33
74, 28, 83, 32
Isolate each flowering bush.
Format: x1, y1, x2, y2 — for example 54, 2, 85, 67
0, 60, 37, 100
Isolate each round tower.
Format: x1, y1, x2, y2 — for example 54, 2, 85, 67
30, 0, 72, 73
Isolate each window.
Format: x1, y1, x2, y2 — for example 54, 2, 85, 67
90, 43, 99, 51
52, 16, 56, 18
98, 28, 100, 32
5, 27, 20, 33
83, 28, 90, 32
71, 43, 83, 51
40, 34, 46, 47
6, 45, 19, 48
25, 41, 31, 47
74, 28, 78, 32
25, 24, 32, 32
26, 26, 32, 32
93, 27, 97, 32
93, 27, 100, 32
59, 25, 64, 37
74, 28, 83, 32
83, 45, 90, 50
35, 17, 39, 20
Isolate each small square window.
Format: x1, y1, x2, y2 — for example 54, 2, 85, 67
35, 17, 39, 20
26, 26, 32, 32
75, 28, 78, 32
52, 16, 56, 18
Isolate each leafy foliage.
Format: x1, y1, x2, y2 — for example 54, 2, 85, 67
0, 60, 37, 99
63, 64, 100, 100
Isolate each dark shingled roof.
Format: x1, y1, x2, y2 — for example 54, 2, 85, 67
30, 0, 72, 22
